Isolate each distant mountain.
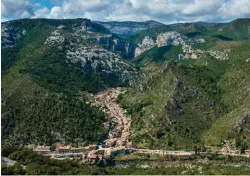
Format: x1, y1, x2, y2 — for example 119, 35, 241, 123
169, 19, 250, 40
96, 20, 164, 38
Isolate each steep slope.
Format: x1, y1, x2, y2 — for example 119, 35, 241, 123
2, 18, 250, 150
2, 18, 143, 92
117, 59, 227, 149
2, 75, 107, 147
118, 39, 250, 150
202, 41, 250, 147
1, 18, 143, 147
210, 19, 250, 40
128, 25, 172, 43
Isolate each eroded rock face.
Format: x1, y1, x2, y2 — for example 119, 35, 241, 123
88, 36, 137, 58
111, 39, 137, 58
43, 21, 144, 86
1, 22, 27, 49
156, 31, 184, 47
45, 30, 65, 46
135, 31, 229, 60
135, 37, 155, 57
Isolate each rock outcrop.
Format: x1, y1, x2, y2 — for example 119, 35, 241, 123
156, 31, 185, 47
135, 31, 229, 60
135, 37, 155, 57
1, 22, 27, 49
88, 35, 137, 58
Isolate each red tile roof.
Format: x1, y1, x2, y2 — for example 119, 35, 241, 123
88, 150, 98, 155
88, 145, 97, 148
89, 154, 98, 159
88, 150, 99, 159
57, 145, 70, 150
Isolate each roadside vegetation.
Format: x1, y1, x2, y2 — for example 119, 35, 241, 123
2, 149, 250, 175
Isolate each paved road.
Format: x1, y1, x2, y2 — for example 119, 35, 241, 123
127, 148, 196, 155
45, 148, 197, 158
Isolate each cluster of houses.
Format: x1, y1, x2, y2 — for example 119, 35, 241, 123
219, 140, 250, 157
33, 144, 132, 161
93, 88, 133, 148
33, 144, 101, 161
219, 148, 250, 157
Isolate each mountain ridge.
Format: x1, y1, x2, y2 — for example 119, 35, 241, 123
1, 17, 250, 151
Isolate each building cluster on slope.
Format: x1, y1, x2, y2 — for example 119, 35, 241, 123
93, 87, 132, 149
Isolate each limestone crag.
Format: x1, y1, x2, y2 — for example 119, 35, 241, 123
88, 35, 137, 58
43, 21, 143, 86
135, 31, 205, 58
1, 22, 27, 49
135, 36, 155, 57
156, 31, 185, 47
44, 30, 65, 47
135, 31, 230, 60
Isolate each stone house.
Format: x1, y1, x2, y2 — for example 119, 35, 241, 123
33, 146, 51, 154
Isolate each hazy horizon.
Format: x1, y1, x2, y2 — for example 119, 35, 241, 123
2, 0, 250, 24
2, 16, 248, 25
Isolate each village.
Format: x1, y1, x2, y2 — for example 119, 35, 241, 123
32, 144, 131, 162
92, 87, 132, 148
31, 88, 250, 162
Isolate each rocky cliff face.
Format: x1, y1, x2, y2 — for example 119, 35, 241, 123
2, 18, 144, 89
1, 22, 27, 49
134, 31, 230, 61
135, 36, 155, 57
43, 20, 143, 86
156, 31, 185, 47
92, 36, 137, 58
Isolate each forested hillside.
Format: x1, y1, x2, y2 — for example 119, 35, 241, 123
1, 18, 142, 147
1, 18, 250, 151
